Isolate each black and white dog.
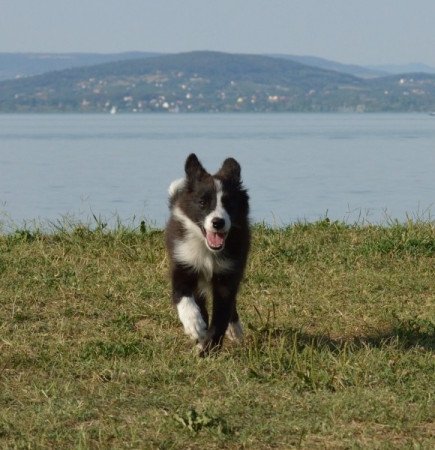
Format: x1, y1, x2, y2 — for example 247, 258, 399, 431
165, 154, 250, 355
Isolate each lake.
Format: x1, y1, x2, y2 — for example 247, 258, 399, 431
0, 113, 434, 229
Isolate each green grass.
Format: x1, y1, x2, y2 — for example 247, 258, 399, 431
0, 219, 434, 449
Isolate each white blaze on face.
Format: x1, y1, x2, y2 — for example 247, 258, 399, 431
203, 179, 231, 251
172, 206, 234, 278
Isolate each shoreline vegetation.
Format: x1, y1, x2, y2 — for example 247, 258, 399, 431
1, 218, 434, 448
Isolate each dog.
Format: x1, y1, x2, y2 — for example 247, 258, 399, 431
165, 153, 250, 355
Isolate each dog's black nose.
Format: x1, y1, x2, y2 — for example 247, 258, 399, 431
212, 217, 226, 230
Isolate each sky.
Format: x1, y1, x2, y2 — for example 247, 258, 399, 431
1, 0, 435, 67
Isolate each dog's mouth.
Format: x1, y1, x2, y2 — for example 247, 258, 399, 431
202, 229, 227, 251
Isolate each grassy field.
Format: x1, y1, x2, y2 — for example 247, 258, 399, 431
0, 219, 434, 449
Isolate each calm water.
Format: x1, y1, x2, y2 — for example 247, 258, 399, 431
0, 113, 434, 228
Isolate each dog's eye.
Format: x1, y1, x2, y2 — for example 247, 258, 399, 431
199, 196, 209, 208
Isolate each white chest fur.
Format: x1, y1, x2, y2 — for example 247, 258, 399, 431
173, 234, 233, 280
172, 206, 233, 280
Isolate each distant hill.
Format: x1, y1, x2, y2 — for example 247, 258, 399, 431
0, 52, 161, 81
281, 57, 435, 79
270, 54, 387, 79
1, 51, 435, 113
367, 63, 435, 76
2, 51, 435, 82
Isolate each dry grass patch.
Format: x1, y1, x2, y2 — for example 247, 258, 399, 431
0, 219, 434, 448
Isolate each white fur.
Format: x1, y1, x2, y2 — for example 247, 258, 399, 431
172, 206, 233, 279
168, 178, 185, 197
168, 169, 246, 352
225, 320, 244, 342
177, 296, 207, 342
203, 180, 231, 235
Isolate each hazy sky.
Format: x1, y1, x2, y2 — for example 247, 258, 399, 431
2, 0, 435, 66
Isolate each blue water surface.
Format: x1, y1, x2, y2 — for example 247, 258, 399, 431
1, 113, 434, 228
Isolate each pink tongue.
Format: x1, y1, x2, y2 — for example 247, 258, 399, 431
206, 231, 225, 248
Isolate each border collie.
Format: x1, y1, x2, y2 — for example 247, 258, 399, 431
165, 154, 250, 355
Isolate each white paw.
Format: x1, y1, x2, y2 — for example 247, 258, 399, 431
177, 296, 207, 342
225, 320, 244, 342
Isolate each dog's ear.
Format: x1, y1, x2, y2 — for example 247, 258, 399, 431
218, 157, 241, 183
185, 153, 207, 184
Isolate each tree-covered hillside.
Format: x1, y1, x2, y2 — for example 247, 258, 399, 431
0, 52, 161, 81
1, 51, 435, 112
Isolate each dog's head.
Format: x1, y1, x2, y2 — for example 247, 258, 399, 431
170, 153, 249, 252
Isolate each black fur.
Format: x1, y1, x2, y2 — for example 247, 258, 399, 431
165, 154, 250, 355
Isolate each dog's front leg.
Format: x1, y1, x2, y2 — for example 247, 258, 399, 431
171, 265, 207, 344
201, 273, 240, 355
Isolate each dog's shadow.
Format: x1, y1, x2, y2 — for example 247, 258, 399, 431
246, 318, 434, 353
